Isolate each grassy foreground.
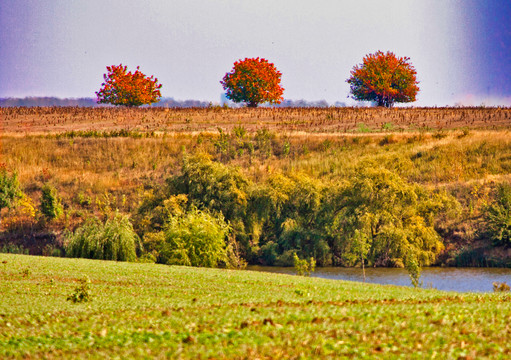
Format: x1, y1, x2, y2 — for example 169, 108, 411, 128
1, 254, 510, 359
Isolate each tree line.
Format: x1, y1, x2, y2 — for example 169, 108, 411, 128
96, 51, 419, 108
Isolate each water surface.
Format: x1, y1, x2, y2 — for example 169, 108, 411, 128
246, 265, 511, 292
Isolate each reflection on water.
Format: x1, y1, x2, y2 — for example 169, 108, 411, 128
246, 265, 511, 292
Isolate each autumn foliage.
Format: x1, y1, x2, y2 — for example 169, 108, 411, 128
347, 51, 419, 108
221, 57, 284, 107
96, 64, 162, 107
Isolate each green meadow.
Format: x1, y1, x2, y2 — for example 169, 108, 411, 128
1, 253, 510, 359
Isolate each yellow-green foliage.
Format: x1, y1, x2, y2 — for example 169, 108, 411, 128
326, 168, 448, 267
0, 168, 22, 212
65, 213, 138, 261
293, 253, 316, 276
483, 183, 511, 246
159, 208, 230, 267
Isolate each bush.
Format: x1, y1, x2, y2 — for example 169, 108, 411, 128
293, 253, 316, 276
65, 213, 138, 261
0, 168, 22, 217
260, 241, 279, 265
171, 153, 249, 221
483, 183, 511, 246
326, 168, 446, 267
251, 172, 326, 264
158, 208, 230, 268
40, 183, 63, 220
67, 277, 92, 303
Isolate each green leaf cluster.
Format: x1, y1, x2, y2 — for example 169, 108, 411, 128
0, 169, 22, 212
158, 208, 230, 268
40, 183, 63, 220
65, 213, 139, 261
326, 168, 446, 268
483, 183, 511, 246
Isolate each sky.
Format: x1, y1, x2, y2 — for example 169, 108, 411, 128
1, 0, 510, 106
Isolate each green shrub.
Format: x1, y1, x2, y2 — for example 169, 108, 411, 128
158, 208, 230, 268
0, 168, 22, 218
405, 254, 423, 288
293, 253, 316, 276
0, 244, 29, 255
251, 172, 326, 264
326, 168, 447, 268
275, 250, 297, 267
65, 213, 138, 261
40, 183, 63, 220
67, 277, 92, 303
171, 154, 249, 221
260, 241, 279, 265
483, 183, 511, 246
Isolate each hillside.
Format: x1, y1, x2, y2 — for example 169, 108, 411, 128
1, 107, 511, 267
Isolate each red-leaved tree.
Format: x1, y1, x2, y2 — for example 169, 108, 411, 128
96, 64, 162, 107
347, 51, 419, 108
221, 57, 284, 107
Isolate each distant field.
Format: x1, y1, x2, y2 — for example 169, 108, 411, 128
1, 106, 511, 134
1, 253, 510, 359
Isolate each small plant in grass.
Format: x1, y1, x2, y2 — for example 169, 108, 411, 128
282, 141, 291, 157
379, 134, 397, 146
293, 253, 316, 276
405, 255, 423, 288
458, 127, 471, 138
381, 122, 394, 131
67, 277, 92, 303
356, 123, 371, 133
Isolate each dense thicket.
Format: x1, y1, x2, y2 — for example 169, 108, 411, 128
135, 154, 460, 268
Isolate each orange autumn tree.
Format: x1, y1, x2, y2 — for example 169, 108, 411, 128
221, 57, 284, 107
96, 64, 162, 107
347, 51, 419, 108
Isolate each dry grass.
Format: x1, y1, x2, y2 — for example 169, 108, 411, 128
2, 106, 511, 135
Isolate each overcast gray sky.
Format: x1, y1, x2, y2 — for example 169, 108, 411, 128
1, 0, 510, 106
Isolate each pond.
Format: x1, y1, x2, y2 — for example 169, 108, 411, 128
246, 265, 511, 292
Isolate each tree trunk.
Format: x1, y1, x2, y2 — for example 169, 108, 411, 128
247, 101, 258, 108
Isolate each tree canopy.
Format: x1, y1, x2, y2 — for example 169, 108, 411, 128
347, 51, 419, 107
96, 64, 162, 107
221, 57, 284, 107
